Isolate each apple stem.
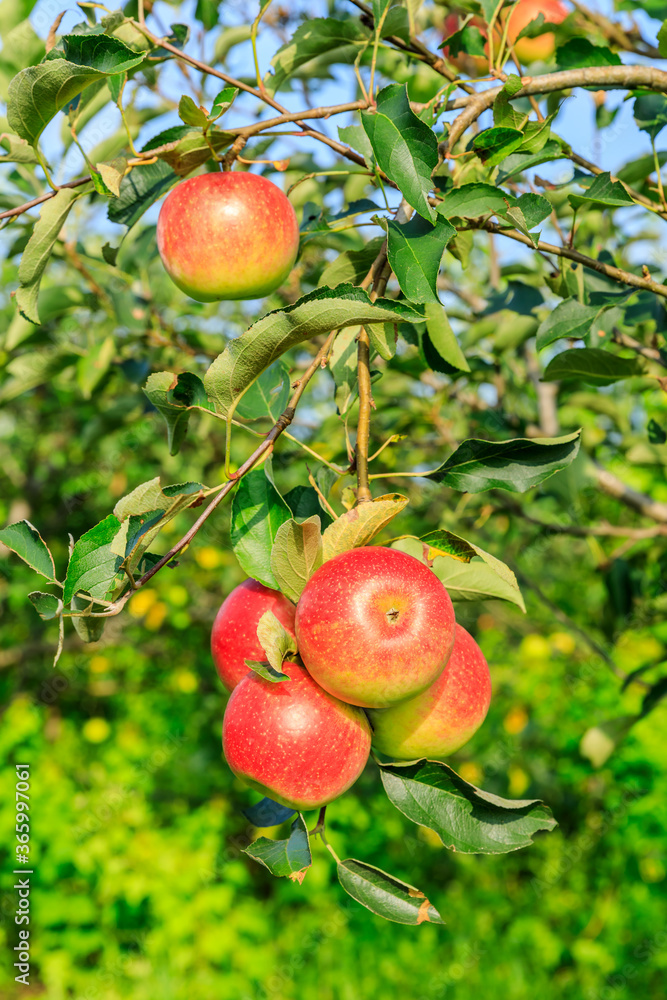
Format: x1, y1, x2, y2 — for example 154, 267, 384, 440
309, 806, 327, 837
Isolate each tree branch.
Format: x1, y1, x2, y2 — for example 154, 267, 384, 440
590, 463, 667, 524
444, 66, 667, 153
355, 325, 373, 503
132, 21, 370, 169
611, 330, 667, 368
465, 220, 667, 300
94, 333, 336, 617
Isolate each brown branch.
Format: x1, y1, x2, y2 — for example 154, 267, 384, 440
94, 333, 336, 617
355, 325, 373, 503
611, 330, 667, 368
346, 0, 476, 95
133, 21, 370, 169
0, 175, 91, 221
590, 464, 667, 525
568, 0, 662, 60
444, 66, 667, 153
493, 495, 667, 540
465, 220, 667, 300
568, 150, 667, 223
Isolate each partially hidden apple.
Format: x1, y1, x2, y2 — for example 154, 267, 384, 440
211, 579, 296, 692
441, 0, 568, 74
295, 546, 456, 709
368, 624, 491, 761
222, 662, 371, 811
157, 171, 300, 302
441, 11, 490, 78
503, 0, 568, 64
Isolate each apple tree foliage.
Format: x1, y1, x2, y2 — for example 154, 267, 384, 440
1, 0, 666, 923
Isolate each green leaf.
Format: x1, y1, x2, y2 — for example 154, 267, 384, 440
70, 593, 107, 644
367, 322, 397, 361
178, 94, 209, 128
256, 609, 298, 673
16, 186, 85, 324
440, 21, 487, 58
28, 591, 62, 620
284, 486, 333, 527
536, 298, 601, 350
423, 303, 470, 373
111, 478, 206, 569
230, 468, 292, 589
510, 193, 551, 231
569, 171, 635, 211
0, 133, 40, 164
209, 86, 238, 121
648, 418, 667, 445
391, 534, 525, 610
0, 349, 77, 402
378, 759, 557, 854
295, 232, 378, 286
361, 84, 438, 222
541, 348, 642, 386
267, 18, 368, 94
95, 156, 127, 198
245, 659, 290, 683
423, 529, 524, 610
471, 127, 524, 168
633, 94, 667, 142
63, 514, 122, 605
203, 284, 422, 416
242, 797, 296, 827
386, 214, 455, 304
76, 335, 116, 399
321, 494, 409, 561
426, 432, 581, 492
141, 125, 233, 178
244, 815, 311, 883
336, 859, 444, 925
496, 140, 567, 183
330, 324, 361, 416
122, 510, 166, 561
492, 78, 524, 130
235, 360, 291, 422
59, 33, 145, 74
270, 516, 323, 603
108, 159, 177, 228
337, 123, 374, 166
0, 520, 57, 580
659, 19, 667, 59
7, 35, 143, 145
556, 38, 621, 69
437, 182, 512, 220
143, 371, 213, 456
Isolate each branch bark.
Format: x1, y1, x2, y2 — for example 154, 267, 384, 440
590, 464, 667, 524
465, 220, 667, 300
444, 66, 667, 153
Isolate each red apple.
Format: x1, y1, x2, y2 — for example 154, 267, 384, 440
294, 546, 456, 709
156, 171, 300, 302
222, 662, 371, 811
211, 579, 296, 693
368, 624, 491, 761
503, 0, 568, 64
441, 11, 490, 78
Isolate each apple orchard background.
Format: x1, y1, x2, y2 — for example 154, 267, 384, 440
1, 0, 667, 998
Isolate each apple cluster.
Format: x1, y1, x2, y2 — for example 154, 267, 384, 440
213, 547, 491, 812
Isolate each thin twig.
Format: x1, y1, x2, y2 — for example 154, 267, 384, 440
465, 221, 667, 300
92, 333, 336, 618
